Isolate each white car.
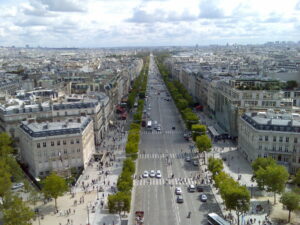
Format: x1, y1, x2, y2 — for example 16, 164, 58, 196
149, 170, 156, 178
142, 171, 149, 178
157, 126, 161, 131
175, 187, 182, 195
156, 170, 162, 178
11, 182, 24, 190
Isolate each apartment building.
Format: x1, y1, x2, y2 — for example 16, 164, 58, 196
238, 110, 300, 173
18, 116, 95, 178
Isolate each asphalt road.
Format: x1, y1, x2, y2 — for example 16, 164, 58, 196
131, 55, 221, 225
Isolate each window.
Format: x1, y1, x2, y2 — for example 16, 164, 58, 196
76, 139, 80, 144
265, 136, 268, 141
273, 136, 276, 142
285, 147, 289, 152
63, 140, 66, 145
77, 148, 81, 152
264, 154, 267, 158
279, 137, 283, 142
259, 136, 262, 141
294, 138, 298, 143
64, 149, 67, 154
272, 145, 276, 151
286, 137, 289, 143
51, 141, 54, 146
37, 143, 41, 148
43, 142, 46, 147
279, 146, 282, 152
57, 140, 60, 146
65, 111, 68, 116
258, 145, 262, 150
284, 157, 289, 162
71, 139, 74, 144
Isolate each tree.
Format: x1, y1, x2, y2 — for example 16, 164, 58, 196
0, 168, 12, 198
293, 169, 300, 186
2, 194, 35, 225
0, 132, 13, 157
108, 192, 131, 214
177, 99, 188, 110
191, 124, 206, 140
280, 191, 300, 222
223, 185, 250, 225
208, 157, 224, 178
255, 165, 289, 203
42, 173, 68, 210
286, 80, 298, 90
123, 158, 135, 174
251, 157, 276, 181
196, 135, 212, 165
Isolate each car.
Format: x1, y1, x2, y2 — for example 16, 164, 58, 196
193, 160, 199, 166
142, 171, 149, 178
177, 195, 184, 203
185, 156, 191, 162
175, 187, 182, 195
149, 170, 156, 178
188, 184, 196, 192
156, 170, 162, 178
200, 194, 208, 202
196, 185, 204, 192
157, 126, 161, 131
172, 126, 176, 130
11, 182, 24, 190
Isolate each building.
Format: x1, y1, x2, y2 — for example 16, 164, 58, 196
238, 110, 300, 173
18, 116, 95, 178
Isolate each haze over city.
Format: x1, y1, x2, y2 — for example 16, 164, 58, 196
1, 0, 300, 47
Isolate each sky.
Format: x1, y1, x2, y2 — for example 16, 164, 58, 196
0, 0, 300, 47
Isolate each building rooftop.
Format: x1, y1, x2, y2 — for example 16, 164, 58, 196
241, 110, 300, 133
20, 116, 92, 138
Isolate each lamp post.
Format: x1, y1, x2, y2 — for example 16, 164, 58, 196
87, 206, 90, 225
97, 186, 99, 200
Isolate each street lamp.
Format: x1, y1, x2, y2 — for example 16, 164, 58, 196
97, 186, 99, 200
87, 206, 90, 225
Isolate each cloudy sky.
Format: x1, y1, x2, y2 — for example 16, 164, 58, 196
0, 0, 300, 47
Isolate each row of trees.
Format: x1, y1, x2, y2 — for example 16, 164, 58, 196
155, 55, 212, 156
108, 56, 149, 214
208, 157, 250, 225
251, 157, 300, 223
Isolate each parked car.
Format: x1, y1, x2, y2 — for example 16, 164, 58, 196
185, 156, 191, 162
149, 170, 156, 178
175, 187, 182, 195
11, 182, 24, 190
156, 170, 162, 178
193, 160, 199, 166
177, 195, 184, 203
200, 194, 208, 202
196, 185, 204, 192
188, 184, 196, 192
172, 126, 176, 130
142, 171, 149, 178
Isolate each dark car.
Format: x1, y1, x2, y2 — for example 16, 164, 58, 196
177, 195, 184, 203
172, 126, 176, 130
196, 185, 203, 192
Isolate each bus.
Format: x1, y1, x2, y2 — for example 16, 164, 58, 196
207, 213, 230, 225
147, 121, 152, 129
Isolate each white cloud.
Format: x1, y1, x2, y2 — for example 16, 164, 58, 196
0, 0, 299, 47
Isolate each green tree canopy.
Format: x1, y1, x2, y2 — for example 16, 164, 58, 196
108, 192, 131, 214
293, 169, 300, 186
0, 167, 12, 198
252, 157, 276, 173
177, 98, 188, 110
42, 173, 68, 210
286, 80, 298, 90
208, 157, 224, 178
2, 194, 35, 225
191, 124, 206, 140
196, 135, 212, 153
123, 158, 135, 174
255, 165, 289, 203
280, 191, 300, 223
0, 132, 13, 157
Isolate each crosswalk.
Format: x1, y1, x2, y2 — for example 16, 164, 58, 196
141, 130, 184, 135
134, 178, 202, 186
138, 152, 196, 159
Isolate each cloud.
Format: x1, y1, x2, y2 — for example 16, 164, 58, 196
127, 8, 198, 23
199, 0, 224, 19
14, 18, 51, 27
38, 0, 86, 12
296, 1, 300, 10
22, 1, 56, 17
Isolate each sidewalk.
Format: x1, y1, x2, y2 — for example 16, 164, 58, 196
32, 120, 129, 225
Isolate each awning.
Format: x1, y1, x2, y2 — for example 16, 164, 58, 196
208, 126, 219, 137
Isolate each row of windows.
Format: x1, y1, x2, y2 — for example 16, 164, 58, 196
258, 136, 298, 143
37, 139, 80, 148
258, 145, 298, 153
37, 149, 81, 157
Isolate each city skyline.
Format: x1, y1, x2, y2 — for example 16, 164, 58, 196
1, 0, 300, 48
